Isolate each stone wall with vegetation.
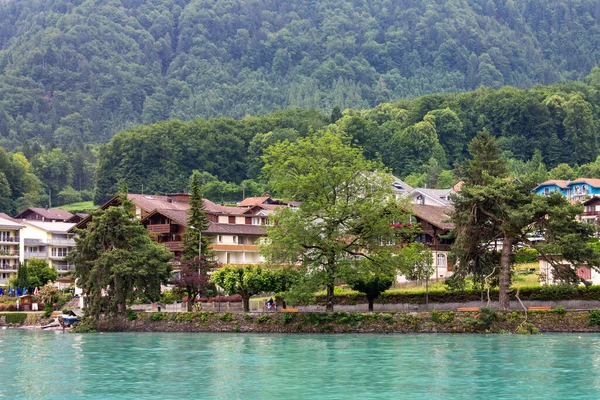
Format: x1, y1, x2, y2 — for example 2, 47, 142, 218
88, 309, 600, 335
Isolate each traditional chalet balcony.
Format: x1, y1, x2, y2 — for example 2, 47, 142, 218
24, 251, 46, 259
147, 224, 178, 234
422, 243, 452, 252
0, 236, 19, 244
210, 244, 260, 252
163, 241, 184, 251
582, 211, 600, 217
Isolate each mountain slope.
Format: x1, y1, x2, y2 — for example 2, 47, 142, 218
1, 0, 600, 148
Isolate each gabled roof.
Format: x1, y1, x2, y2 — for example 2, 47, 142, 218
583, 196, 600, 206
411, 205, 454, 231
15, 207, 73, 221
409, 188, 454, 206
0, 213, 24, 229
141, 209, 190, 227
391, 178, 414, 193
570, 178, 600, 187
237, 197, 271, 207
535, 180, 570, 190
24, 220, 76, 234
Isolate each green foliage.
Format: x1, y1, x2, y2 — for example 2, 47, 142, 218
282, 312, 294, 324
211, 265, 279, 312
589, 309, 600, 326
0, 313, 27, 324
219, 312, 233, 322
68, 203, 173, 318
477, 307, 498, 327
261, 131, 414, 311
514, 248, 540, 264
516, 322, 540, 335
256, 315, 271, 324
431, 310, 454, 324
25, 259, 58, 292
553, 306, 566, 317
150, 312, 166, 322
127, 310, 138, 321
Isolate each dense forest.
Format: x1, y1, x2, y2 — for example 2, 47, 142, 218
95, 75, 600, 204
2, 0, 600, 150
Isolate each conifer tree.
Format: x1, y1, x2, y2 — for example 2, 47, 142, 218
183, 171, 211, 261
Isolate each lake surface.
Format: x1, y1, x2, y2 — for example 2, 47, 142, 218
1, 330, 599, 399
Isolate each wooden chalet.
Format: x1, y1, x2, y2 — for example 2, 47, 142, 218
15, 207, 73, 222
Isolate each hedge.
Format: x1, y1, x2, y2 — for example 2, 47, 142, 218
0, 313, 27, 324
314, 285, 600, 305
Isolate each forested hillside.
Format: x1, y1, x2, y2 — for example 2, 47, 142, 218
2, 0, 600, 150
94, 76, 600, 204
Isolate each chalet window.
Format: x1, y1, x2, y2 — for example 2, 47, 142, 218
218, 236, 223, 243
252, 217, 262, 225
229, 216, 235, 224
544, 187, 550, 196
239, 236, 246, 245
233, 236, 237, 244
245, 217, 252, 225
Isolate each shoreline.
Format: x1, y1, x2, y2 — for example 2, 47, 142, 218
6, 309, 600, 334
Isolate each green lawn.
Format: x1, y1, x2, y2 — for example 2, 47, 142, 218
59, 201, 95, 213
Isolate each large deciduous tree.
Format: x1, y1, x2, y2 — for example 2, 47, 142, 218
261, 130, 412, 311
68, 198, 173, 317
210, 265, 279, 312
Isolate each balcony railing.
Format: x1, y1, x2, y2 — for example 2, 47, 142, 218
55, 265, 75, 272
147, 224, 177, 233
49, 253, 69, 259
210, 244, 260, 251
0, 251, 20, 257
48, 239, 76, 246
163, 242, 184, 251
0, 264, 17, 271
24, 252, 46, 259
0, 237, 19, 244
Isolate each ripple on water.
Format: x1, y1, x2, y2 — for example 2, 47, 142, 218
0, 331, 599, 399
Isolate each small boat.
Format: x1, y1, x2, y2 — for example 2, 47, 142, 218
60, 315, 78, 325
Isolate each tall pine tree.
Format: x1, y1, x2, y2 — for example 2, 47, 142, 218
183, 171, 212, 260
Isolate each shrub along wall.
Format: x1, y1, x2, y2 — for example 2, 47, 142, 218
314, 285, 600, 305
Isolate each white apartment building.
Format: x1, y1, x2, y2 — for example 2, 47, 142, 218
0, 214, 24, 284
21, 221, 76, 276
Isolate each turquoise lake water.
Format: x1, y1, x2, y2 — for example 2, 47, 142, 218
1, 330, 599, 399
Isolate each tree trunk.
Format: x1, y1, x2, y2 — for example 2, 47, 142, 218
114, 275, 126, 314
326, 282, 334, 312
367, 295, 374, 312
499, 234, 513, 311
242, 295, 250, 312
187, 289, 194, 312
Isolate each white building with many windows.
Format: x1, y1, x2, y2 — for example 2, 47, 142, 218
21, 221, 76, 276
0, 214, 24, 284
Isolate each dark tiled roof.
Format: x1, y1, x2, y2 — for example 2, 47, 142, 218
411, 205, 454, 230
15, 207, 73, 221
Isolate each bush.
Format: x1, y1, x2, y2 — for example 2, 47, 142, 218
516, 321, 539, 334
477, 307, 497, 327
150, 312, 166, 322
1, 313, 27, 324
514, 248, 540, 264
256, 315, 270, 323
444, 275, 467, 292
553, 306, 566, 317
127, 310, 138, 321
589, 309, 600, 326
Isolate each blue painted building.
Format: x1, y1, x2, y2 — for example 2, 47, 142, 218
535, 178, 600, 201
